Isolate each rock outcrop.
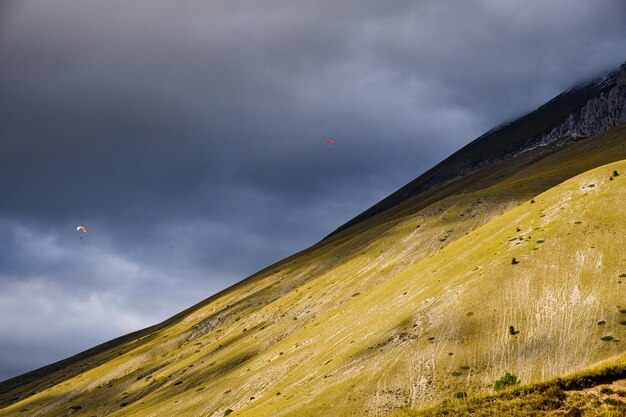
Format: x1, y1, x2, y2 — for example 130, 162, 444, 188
537, 64, 626, 146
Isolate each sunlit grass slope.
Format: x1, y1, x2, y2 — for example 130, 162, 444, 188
1, 125, 626, 416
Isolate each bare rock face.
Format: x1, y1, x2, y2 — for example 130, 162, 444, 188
457, 64, 626, 172
539, 65, 626, 144
418, 62, 626, 194
618, 62, 626, 87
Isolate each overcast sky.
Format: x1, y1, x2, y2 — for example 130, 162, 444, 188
1, 0, 625, 382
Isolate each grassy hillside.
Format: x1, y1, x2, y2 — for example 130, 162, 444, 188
1, 125, 626, 416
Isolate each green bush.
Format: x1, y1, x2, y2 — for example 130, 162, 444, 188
453, 391, 467, 399
494, 372, 519, 391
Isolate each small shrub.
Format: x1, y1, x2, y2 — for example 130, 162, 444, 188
619, 321, 626, 325
451, 371, 462, 377
511, 257, 520, 265
574, 221, 582, 224
600, 386, 614, 395
466, 312, 473, 316
544, 385, 566, 401
69, 405, 82, 410
620, 309, 626, 314
460, 365, 471, 370
598, 320, 607, 325
494, 372, 519, 391
509, 326, 520, 335
530, 199, 535, 204
454, 391, 467, 399
601, 336, 615, 341
224, 409, 233, 416
619, 274, 626, 278
613, 170, 620, 177
536, 240, 545, 243
605, 397, 624, 406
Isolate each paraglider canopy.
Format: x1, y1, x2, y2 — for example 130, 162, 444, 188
76, 226, 87, 233
325, 140, 336, 145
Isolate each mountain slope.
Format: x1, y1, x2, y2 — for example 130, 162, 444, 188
2, 67, 626, 417
2, 126, 626, 417
330, 63, 626, 238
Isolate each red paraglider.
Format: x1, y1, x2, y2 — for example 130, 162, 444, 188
325, 140, 336, 145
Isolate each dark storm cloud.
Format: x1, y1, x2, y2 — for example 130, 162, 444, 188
1, 0, 625, 380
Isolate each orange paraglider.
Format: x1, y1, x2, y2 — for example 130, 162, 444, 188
76, 226, 87, 239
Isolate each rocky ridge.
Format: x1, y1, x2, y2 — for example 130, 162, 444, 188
524, 64, 626, 151
434, 64, 626, 183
